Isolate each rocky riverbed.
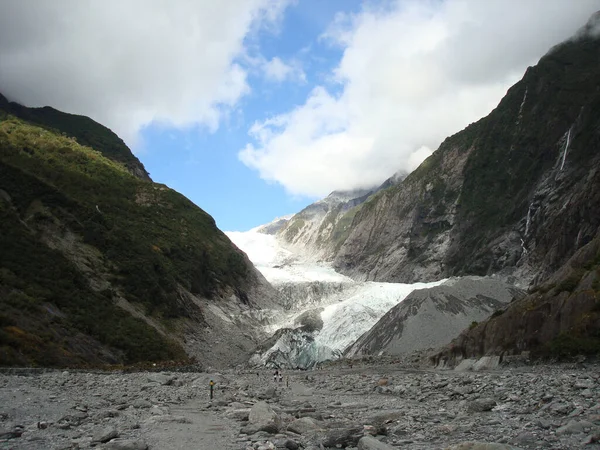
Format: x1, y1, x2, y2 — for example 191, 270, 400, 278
1, 361, 599, 449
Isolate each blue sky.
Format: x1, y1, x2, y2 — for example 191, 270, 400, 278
1, 0, 598, 231
139, 1, 364, 231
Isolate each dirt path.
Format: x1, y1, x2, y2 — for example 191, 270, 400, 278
143, 401, 240, 450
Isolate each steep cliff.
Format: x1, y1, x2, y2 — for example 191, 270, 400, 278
277, 172, 406, 262
277, 189, 376, 261
0, 109, 277, 368
334, 19, 600, 286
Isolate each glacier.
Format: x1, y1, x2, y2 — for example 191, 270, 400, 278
226, 227, 446, 368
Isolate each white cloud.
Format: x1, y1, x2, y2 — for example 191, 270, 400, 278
263, 56, 306, 83
0, 0, 290, 146
240, 0, 600, 197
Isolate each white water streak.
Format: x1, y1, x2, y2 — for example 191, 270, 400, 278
516, 88, 528, 125
560, 127, 571, 171
525, 205, 532, 236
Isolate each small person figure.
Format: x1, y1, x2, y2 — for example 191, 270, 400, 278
278, 371, 283, 383
273, 369, 279, 382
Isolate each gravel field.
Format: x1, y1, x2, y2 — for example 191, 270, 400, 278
1, 360, 599, 449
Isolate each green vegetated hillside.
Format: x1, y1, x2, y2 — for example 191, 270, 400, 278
0, 93, 149, 180
0, 102, 265, 367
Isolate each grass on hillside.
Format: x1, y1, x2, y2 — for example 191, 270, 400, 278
0, 115, 252, 365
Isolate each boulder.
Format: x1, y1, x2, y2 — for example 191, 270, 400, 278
287, 417, 319, 435
446, 443, 522, 450
358, 435, 395, 449
249, 402, 279, 424
93, 426, 118, 443
467, 398, 496, 412
322, 426, 363, 448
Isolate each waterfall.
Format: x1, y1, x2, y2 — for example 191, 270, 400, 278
520, 238, 528, 256
525, 205, 532, 236
560, 127, 571, 171
516, 88, 528, 125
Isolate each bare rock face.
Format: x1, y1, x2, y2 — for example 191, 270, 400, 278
276, 188, 380, 261
334, 29, 600, 287
345, 277, 523, 358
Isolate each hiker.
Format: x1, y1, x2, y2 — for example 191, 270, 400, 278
273, 369, 279, 382
278, 371, 283, 383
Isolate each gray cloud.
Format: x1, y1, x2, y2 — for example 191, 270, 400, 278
240, 0, 600, 197
0, 0, 289, 145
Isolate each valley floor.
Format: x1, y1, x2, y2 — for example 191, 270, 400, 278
1, 361, 599, 449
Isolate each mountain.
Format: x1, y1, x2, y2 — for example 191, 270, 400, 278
227, 225, 445, 369
0, 99, 277, 368
258, 13, 600, 363
432, 230, 600, 364
274, 171, 407, 262
345, 277, 523, 358
332, 16, 600, 287
0, 93, 150, 181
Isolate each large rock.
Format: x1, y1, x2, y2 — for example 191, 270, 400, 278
446, 443, 523, 450
287, 417, 320, 435
244, 401, 281, 435
322, 426, 363, 448
249, 402, 279, 424
93, 426, 118, 443
358, 435, 395, 449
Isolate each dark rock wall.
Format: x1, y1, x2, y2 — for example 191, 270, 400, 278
334, 33, 600, 287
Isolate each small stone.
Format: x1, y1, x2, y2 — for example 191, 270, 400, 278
557, 419, 594, 435
285, 440, 299, 450
467, 398, 496, 412
132, 399, 152, 409
322, 426, 363, 448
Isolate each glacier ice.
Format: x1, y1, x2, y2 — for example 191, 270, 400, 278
226, 227, 446, 368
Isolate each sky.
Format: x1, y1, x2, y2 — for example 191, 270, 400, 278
1, 0, 599, 231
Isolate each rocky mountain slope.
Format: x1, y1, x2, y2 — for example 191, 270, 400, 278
276, 188, 376, 261
0, 99, 277, 368
432, 229, 600, 365
333, 16, 600, 287
345, 277, 524, 358
274, 171, 406, 262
